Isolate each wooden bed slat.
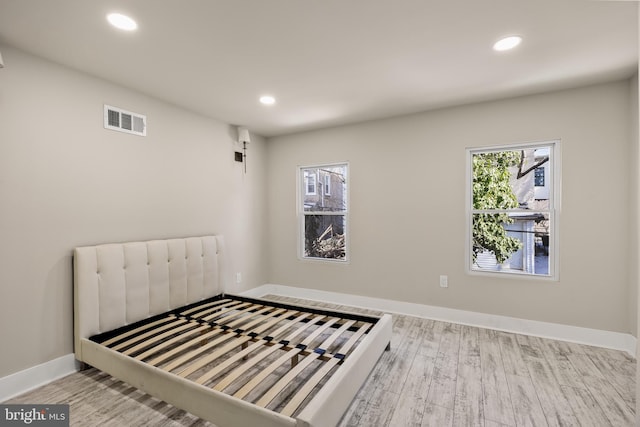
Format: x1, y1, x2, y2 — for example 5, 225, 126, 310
226, 307, 289, 335
162, 329, 240, 372
123, 321, 201, 356
254, 320, 357, 408
210, 312, 316, 391
206, 303, 265, 326
133, 323, 210, 361
279, 322, 371, 416
152, 306, 284, 370
219, 315, 328, 396
223, 305, 273, 329
180, 300, 245, 321
200, 302, 253, 321
233, 316, 341, 400
110, 317, 187, 352
100, 317, 174, 347
194, 309, 302, 386
179, 298, 233, 316
177, 308, 292, 379
147, 327, 221, 367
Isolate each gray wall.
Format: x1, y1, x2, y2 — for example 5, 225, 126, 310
267, 79, 635, 335
0, 45, 268, 377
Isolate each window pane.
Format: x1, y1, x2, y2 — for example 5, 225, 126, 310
473, 147, 551, 210
304, 172, 316, 195
304, 214, 346, 260
302, 165, 347, 212
534, 167, 545, 186
472, 151, 521, 210
472, 212, 550, 275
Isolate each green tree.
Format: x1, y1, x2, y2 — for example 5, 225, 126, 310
472, 151, 522, 264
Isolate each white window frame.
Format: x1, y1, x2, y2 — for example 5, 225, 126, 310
465, 140, 561, 280
298, 162, 349, 263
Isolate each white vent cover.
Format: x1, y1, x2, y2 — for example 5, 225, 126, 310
104, 104, 146, 136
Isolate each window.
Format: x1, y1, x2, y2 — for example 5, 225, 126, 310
534, 167, 545, 187
467, 141, 559, 278
299, 163, 348, 261
305, 171, 317, 195
323, 174, 331, 196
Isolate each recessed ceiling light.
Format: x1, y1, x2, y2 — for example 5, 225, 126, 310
493, 36, 522, 52
259, 95, 276, 105
107, 13, 138, 31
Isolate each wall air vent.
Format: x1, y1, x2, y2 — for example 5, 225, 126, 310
104, 104, 146, 136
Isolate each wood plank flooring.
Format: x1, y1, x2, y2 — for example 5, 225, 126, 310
5, 295, 636, 426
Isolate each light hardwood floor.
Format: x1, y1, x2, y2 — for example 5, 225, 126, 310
6, 296, 636, 426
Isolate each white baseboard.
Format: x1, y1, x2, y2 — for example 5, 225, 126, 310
241, 284, 637, 357
0, 354, 79, 403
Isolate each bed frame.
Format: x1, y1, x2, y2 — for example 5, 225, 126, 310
74, 236, 392, 427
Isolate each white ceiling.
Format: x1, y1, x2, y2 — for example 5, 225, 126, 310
0, 0, 637, 137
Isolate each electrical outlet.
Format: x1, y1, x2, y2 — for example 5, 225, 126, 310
439, 275, 448, 288
236, 272, 242, 284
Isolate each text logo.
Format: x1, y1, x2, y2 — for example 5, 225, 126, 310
0, 405, 69, 426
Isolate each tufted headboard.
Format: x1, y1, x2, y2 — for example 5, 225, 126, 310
73, 235, 225, 360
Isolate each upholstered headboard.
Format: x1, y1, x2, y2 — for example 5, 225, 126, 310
74, 235, 225, 359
